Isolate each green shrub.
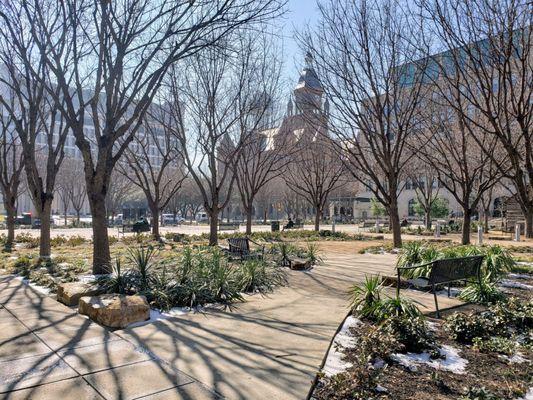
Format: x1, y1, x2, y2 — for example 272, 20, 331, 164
445, 312, 506, 344
15, 233, 39, 248
473, 336, 516, 355
380, 315, 437, 353
10, 255, 34, 277
28, 269, 58, 291
348, 275, 383, 319
460, 386, 501, 400
491, 297, 533, 329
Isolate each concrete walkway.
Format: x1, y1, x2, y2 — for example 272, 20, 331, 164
0, 276, 219, 399
1, 252, 462, 400
119, 253, 462, 400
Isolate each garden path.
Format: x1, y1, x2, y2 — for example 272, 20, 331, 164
118, 251, 462, 400
0, 251, 462, 399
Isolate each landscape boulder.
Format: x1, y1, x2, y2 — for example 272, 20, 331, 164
78, 294, 150, 328
57, 281, 103, 306
289, 257, 311, 271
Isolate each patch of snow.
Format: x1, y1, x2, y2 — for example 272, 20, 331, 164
78, 274, 107, 283
375, 384, 388, 393
322, 316, 361, 377
500, 353, 529, 364
500, 279, 533, 291
435, 287, 462, 298
391, 345, 468, 374
16, 276, 51, 295
508, 273, 533, 280
126, 306, 202, 328
426, 321, 440, 332
515, 387, 533, 400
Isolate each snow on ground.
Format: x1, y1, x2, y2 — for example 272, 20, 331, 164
15, 276, 52, 295
500, 279, 533, 291
509, 273, 533, 280
391, 345, 468, 374
126, 306, 203, 328
500, 353, 529, 364
322, 316, 361, 377
516, 387, 533, 400
435, 287, 462, 298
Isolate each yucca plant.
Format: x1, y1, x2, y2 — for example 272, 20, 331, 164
237, 260, 287, 293
305, 242, 323, 264
397, 242, 437, 278
148, 266, 179, 311
276, 242, 297, 266
459, 277, 505, 305
98, 257, 131, 294
373, 296, 424, 321
348, 275, 383, 318
127, 245, 157, 292
482, 245, 514, 280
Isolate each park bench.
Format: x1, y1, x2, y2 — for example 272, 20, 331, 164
218, 222, 240, 232
118, 220, 151, 235
227, 237, 264, 260
396, 255, 484, 317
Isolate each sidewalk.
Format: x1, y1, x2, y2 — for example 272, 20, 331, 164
0, 276, 219, 399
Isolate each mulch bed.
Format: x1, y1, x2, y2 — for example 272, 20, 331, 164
371, 320, 532, 399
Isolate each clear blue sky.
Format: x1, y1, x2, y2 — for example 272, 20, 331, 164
280, 0, 320, 86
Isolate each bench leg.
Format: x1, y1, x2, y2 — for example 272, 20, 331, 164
432, 284, 440, 318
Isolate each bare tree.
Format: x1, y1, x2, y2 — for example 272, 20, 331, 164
417, 95, 502, 244
105, 170, 136, 224
0, 0, 285, 272
284, 137, 345, 231
0, 15, 69, 258
120, 109, 186, 239
0, 102, 24, 247
300, 0, 430, 247
235, 127, 292, 234
420, 0, 532, 237
407, 161, 441, 229
167, 31, 283, 245
57, 157, 87, 226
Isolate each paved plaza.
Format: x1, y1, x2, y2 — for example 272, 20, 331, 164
0, 248, 463, 399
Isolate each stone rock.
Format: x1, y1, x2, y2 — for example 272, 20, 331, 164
57, 282, 103, 306
290, 257, 311, 271
78, 294, 150, 328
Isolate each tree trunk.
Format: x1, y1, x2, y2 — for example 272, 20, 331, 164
314, 207, 321, 231
38, 201, 52, 259
461, 210, 472, 245
483, 209, 489, 234
245, 205, 253, 235
425, 210, 431, 230
525, 209, 533, 239
151, 206, 160, 240
389, 201, 402, 248
90, 191, 111, 274
76, 211, 81, 225
5, 202, 16, 248
209, 209, 219, 246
